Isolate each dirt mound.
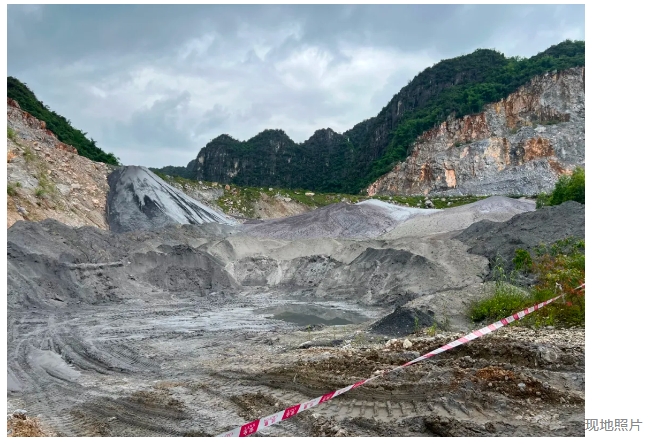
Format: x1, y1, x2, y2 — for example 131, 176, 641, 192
136, 245, 236, 293
241, 201, 399, 239
370, 306, 441, 337
356, 199, 440, 221
107, 166, 238, 233
455, 201, 584, 268
7, 219, 128, 308
5, 214, 486, 310
315, 247, 473, 306
382, 196, 535, 239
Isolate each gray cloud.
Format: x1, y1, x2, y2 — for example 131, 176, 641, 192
7, 4, 584, 168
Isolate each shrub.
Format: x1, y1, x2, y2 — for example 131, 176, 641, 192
536, 167, 585, 208
550, 167, 585, 206
469, 282, 531, 323
513, 248, 533, 271
469, 238, 585, 327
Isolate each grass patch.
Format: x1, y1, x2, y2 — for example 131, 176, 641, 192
7, 182, 21, 196
35, 170, 57, 199
7, 126, 17, 142
469, 237, 585, 327
23, 146, 37, 162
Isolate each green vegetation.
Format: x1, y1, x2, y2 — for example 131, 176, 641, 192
512, 248, 533, 272
550, 166, 585, 206
7, 182, 21, 196
7, 126, 17, 142
7, 77, 119, 165
154, 170, 489, 219
35, 171, 57, 199
22, 147, 37, 162
373, 194, 486, 209
156, 40, 584, 194
361, 40, 585, 190
469, 237, 585, 327
352, 331, 368, 347
536, 167, 585, 208
218, 186, 365, 219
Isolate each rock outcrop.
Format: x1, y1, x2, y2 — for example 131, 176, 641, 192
367, 67, 585, 197
7, 98, 113, 229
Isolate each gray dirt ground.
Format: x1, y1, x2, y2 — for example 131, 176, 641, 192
6, 198, 584, 437
455, 200, 585, 271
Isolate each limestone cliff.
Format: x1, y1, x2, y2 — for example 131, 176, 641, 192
367, 67, 585, 197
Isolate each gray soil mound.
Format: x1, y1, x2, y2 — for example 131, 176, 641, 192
107, 166, 237, 233
240, 201, 398, 240
315, 246, 482, 306
370, 306, 440, 337
382, 196, 535, 239
6, 219, 238, 308
242, 197, 535, 241
455, 200, 585, 268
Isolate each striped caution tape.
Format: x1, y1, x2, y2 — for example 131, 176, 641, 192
217, 283, 584, 437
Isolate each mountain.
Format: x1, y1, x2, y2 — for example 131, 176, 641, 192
7, 77, 120, 165
156, 40, 584, 194
368, 67, 585, 196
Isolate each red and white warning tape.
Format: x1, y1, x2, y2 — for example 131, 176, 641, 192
217, 283, 584, 437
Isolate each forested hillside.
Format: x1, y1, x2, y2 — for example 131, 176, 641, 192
7, 77, 120, 165
162, 40, 584, 193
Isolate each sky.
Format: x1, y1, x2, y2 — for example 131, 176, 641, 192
6, 4, 585, 168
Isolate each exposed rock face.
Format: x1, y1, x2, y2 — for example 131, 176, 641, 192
106, 166, 238, 233
368, 67, 585, 197
7, 98, 113, 229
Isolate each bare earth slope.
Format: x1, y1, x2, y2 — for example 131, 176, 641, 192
7, 98, 113, 229
381, 196, 535, 240
455, 200, 585, 268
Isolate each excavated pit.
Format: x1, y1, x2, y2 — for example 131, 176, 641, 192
6, 198, 585, 437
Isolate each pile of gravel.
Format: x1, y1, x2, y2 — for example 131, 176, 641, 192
381, 196, 535, 239
241, 202, 399, 240
107, 166, 238, 233
455, 200, 585, 269
370, 306, 441, 337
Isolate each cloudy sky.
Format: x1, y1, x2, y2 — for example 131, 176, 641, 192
7, 4, 584, 168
